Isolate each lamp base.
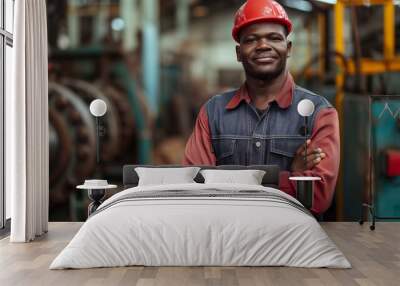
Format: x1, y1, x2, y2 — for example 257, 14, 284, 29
87, 189, 106, 216
289, 176, 321, 209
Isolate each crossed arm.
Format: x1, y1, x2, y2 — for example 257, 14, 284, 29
183, 106, 340, 214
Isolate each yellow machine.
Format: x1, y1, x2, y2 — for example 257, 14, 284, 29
334, 0, 399, 220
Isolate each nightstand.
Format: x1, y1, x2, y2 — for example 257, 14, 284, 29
77, 180, 117, 216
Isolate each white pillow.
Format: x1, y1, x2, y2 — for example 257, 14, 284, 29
200, 169, 266, 185
135, 167, 201, 186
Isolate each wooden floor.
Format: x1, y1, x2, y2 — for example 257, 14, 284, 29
0, 222, 399, 286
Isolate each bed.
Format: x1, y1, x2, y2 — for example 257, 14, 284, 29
50, 165, 350, 269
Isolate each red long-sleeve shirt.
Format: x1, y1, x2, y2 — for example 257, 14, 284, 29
183, 76, 340, 214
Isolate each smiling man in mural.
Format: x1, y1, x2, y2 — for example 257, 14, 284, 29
183, 0, 340, 215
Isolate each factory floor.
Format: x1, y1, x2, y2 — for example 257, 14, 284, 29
0, 222, 399, 286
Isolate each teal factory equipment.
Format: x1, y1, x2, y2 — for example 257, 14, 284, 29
343, 94, 400, 226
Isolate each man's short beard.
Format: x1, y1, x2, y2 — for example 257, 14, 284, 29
243, 61, 286, 81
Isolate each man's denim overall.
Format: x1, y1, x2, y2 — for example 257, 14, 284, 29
206, 86, 333, 171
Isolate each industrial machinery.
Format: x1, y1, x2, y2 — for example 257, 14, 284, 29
335, 0, 400, 225
347, 95, 400, 229
49, 78, 137, 220
297, 0, 400, 222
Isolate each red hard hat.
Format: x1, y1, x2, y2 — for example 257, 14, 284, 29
232, 0, 293, 42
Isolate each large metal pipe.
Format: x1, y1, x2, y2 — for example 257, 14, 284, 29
176, 0, 189, 40
142, 0, 160, 115
120, 0, 139, 52
67, 0, 80, 48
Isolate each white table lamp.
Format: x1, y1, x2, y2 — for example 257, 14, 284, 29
89, 99, 107, 164
290, 99, 319, 209
297, 99, 315, 167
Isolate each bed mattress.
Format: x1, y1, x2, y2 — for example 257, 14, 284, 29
50, 183, 350, 269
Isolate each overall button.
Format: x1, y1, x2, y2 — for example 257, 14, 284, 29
255, 141, 261, 148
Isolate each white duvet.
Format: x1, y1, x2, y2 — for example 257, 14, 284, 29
50, 183, 351, 269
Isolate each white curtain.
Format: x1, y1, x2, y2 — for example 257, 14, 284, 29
6, 0, 49, 242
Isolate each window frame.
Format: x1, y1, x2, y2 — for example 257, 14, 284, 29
1, 0, 14, 231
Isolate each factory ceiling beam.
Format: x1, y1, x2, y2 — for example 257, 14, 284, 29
312, 0, 394, 4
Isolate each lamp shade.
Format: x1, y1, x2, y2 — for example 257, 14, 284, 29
89, 99, 107, 117
297, 99, 315, 117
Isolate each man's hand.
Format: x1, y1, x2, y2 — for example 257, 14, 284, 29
291, 139, 326, 172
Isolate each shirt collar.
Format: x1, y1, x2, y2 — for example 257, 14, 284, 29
225, 72, 294, 110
